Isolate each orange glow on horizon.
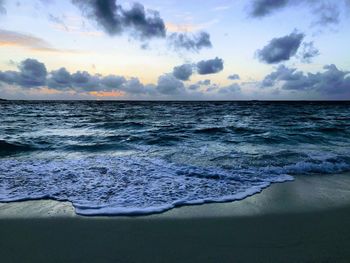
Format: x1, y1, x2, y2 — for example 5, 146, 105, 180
89, 90, 125, 97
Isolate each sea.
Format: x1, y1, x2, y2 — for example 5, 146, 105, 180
0, 101, 350, 215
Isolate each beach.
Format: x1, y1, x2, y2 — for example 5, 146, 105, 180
2, 173, 350, 263
1, 0, 349, 260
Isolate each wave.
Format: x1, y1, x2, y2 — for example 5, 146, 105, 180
63, 143, 131, 152
194, 126, 259, 135
194, 127, 229, 134
317, 127, 348, 134
0, 140, 33, 156
95, 121, 146, 130
1, 101, 350, 215
1, 154, 349, 216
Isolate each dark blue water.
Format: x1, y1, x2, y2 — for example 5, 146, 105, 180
1, 101, 350, 215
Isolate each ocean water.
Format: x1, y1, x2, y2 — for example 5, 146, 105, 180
1, 101, 350, 215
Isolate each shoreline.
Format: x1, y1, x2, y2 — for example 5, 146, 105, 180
2, 173, 350, 219
2, 174, 350, 262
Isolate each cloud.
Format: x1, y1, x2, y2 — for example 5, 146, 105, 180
299, 42, 320, 63
101, 75, 126, 90
48, 14, 69, 31
0, 59, 130, 93
19, 59, 47, 88
228, 74, 240, 80
249, 0, 289, 17
261, 64, 350, 95
71, 0, 166, 40
122, 77, 152, 94
188, 84, 200, 90
261, 65, 299, 87
249, 0, 344, 27
312, 2, 340, 26
196, 57, 224, 75
0, 71, 18, 85
257, 31, 304, 64
186, 79, 211, 91
70, 1, 214, 52
172, 58, 224, 81
168, 31, 212, 52
2, 59, 349, 100
172, 64, 193, 81
0, 29, 53, 50
0, 58, 184, 97
47, 68, 72, 89
69, 71, 129, 92
70, 71, 101, 91
218, 83, 241, 94
197, 79, 211, 85
0, 29, 80, 53
0, 59, 47, 88
156, 74, 185, 95
0, 0, 6, 15
123, 3, 166, 39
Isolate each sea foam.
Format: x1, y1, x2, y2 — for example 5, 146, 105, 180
1, 155, 349, 216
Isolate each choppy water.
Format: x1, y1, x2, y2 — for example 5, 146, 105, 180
1, 101, 350, 215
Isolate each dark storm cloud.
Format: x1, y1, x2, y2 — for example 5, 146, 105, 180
249, 0, 289, 17
257, 32, 304, 64
168, 31, 212, 52
299, 42, 320, 63
228, 74, 240, 80
172, 64, 193, 81
262, 64, 350, 95
71, 0, 166, 39
196, 57, 224, 75
0, 59, 47, 88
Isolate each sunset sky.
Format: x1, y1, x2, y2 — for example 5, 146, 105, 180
0, 0, 349, 100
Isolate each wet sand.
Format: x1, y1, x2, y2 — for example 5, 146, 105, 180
1, 174, 350, 262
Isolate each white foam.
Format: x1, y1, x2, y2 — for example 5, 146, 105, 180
0, 155, 348, 216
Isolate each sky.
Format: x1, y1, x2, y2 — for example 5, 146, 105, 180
0, 0, 349, 100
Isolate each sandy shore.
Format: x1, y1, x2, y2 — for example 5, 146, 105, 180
1, 174, 350, 262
